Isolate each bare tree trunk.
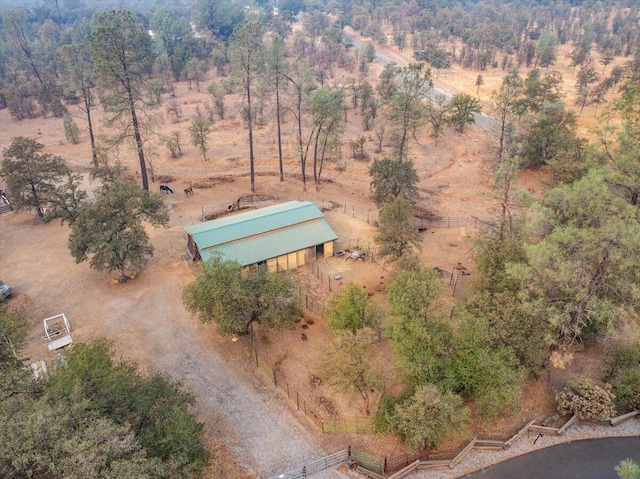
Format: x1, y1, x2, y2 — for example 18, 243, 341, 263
275, 75, 284, 182
247, 83, 256, 193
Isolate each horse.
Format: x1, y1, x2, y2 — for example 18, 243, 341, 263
184, 187, 193, 197
344, 250, 366, 261
160, 185, 174, 194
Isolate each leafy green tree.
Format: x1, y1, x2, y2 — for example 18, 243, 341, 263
62, 112, 80, 144
189, 111, 213, 161
448, 93, 481, 132
325, 283, 382, 334
43, 169, 88, 225
265, 34, 288, 181
59, 43, 98, 165
523, 69, 563, 113
463, 292, 550, 374
510, 169, 640, 341
534, 30, 557, 69
229, 20, 264, 193
616, 459, 640, 479
575, 64, 599, 113
89, 10, 154, 191
321, 330, 381, 414
308, 86, 344, 190
604, 341, 640, 411
492, 69, 525, 165
386, 267, 455, 389
445, 314, 526, 418
46, 339, 209, 477
184, 58, 207, 92
361, 42, 376, 62
388, 267, 444, 322
182, 256, 301, 336
193, 0, 245, 42
166, 131, 183, 158
283, 59, 316, 190
375, 197, 422, 261
369, 157, 419, 207
475, 74, 484, 97
149, 8, 193, 78
68, 181, 169, 282
379, 63, 432, 161
0, 136, 68, 218
426, 94, 450, 145
392, 384, 469, 451
520, 106, 583, 169
207, 82, 227, 120
0, 398, 168, 479
0, 304, 31, 400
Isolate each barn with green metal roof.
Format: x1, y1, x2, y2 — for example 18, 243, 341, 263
183, 201, 338, 272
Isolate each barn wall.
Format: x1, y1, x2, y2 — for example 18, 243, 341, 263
297, 249, 306, 266
323, 241, 334, 257
267, 258, 277, 273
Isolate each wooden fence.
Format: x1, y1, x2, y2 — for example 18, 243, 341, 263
267, 410, 639, 479
355, 410, 640, 478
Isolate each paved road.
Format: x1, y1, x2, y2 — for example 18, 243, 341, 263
342, 30, 500, 135
461, 437, 640, 479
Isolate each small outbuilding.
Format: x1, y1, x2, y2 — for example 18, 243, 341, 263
184, 200, 338, 272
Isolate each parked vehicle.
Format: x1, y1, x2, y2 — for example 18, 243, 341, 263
0, 282, 11, 301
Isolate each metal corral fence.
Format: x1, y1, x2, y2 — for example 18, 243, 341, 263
267, 449, 349, 479
353, 449, 384, 475
248, 334, 324, 429
413, 216, 475, 230
299, 287, 326, 318
322, 417, 375, 434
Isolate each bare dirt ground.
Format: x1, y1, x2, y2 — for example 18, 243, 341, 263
1, 25, 633, 478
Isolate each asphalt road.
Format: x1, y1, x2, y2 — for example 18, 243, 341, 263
461, 437, 640, 479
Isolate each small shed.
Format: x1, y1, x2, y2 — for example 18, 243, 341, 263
184, 200, 338, 272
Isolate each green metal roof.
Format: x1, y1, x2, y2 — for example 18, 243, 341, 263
184, 201, 338, 266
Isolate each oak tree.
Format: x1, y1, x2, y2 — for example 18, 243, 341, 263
68, 180, 169, 282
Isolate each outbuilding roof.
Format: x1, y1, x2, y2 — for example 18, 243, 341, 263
184, 201, 337, 266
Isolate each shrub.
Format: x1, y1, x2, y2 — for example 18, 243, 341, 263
614, 368, 640, 411
603, 341, 640, 412
604, 343, 640, 381
392, 384, 469, 451
325, 283, 381, 334
556, 379, 615, 420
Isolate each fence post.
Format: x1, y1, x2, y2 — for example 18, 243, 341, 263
273, 369, 277, 388
383, 456, 388, 474
296, 391, 300, 410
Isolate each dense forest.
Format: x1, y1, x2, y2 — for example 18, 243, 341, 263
1, 0, 639, 471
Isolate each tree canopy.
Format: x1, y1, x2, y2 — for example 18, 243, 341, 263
0, 136, 68, 217
325, 282, 382, 334
182, 256, 301, 336
68, 180, 169, 282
